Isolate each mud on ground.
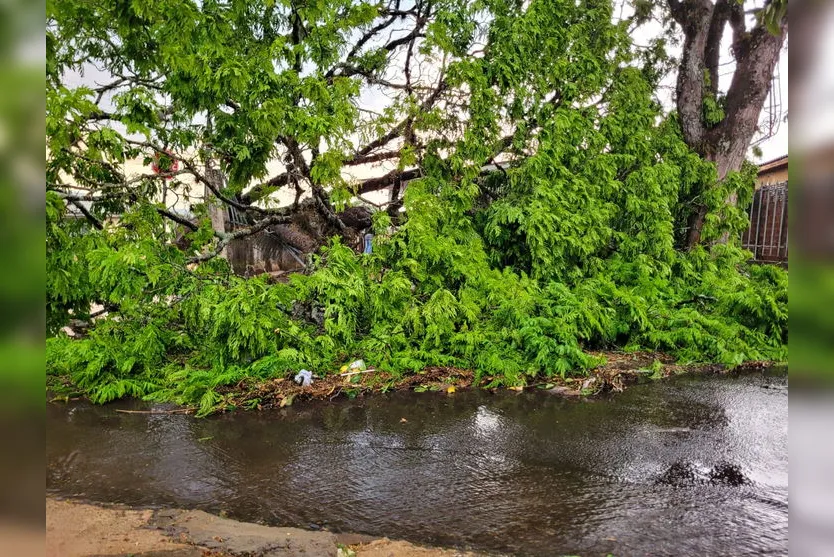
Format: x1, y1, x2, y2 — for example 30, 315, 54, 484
47, 498, 486, 557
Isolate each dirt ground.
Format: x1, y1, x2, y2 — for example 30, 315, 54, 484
46, 498, 484, 557
46, 498, 206, 557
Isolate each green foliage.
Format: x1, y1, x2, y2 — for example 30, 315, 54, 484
46, 0, 787, 413
758, 0, 787, 36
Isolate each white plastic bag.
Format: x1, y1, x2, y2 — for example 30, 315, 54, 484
294, 369, 313, 386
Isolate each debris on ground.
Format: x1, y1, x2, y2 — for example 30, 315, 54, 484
48, 350, 773, 415
349, 359, 367, 371
207, 351, 764, 414
294, 369, 313, 387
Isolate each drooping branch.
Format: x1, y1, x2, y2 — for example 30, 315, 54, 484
67, 198, 104, 229
240, 77, 447, 207
156, 206, 200, 232
123, 138, 272, 216
55, 188, 201, 232
54, 0, 580, 247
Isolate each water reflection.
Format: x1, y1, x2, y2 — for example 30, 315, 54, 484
47, 369, 787, 556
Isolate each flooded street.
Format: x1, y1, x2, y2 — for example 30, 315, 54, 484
47, 369, 787, 556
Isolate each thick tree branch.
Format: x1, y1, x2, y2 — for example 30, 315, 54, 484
356, 167, 422, 195
705, 0, 731, 98
667, 0, 684, 20
669, 0, 715, 150
343, 151, 402, 166
710, 18, 787, 177
188, 213, 294, 264
728, 0, 746, 48
382, 29, 426, 52
239, 173, 291, 206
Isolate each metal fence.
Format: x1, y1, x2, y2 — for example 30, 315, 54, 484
740, 182, 788, 262
227, 205, 249, 230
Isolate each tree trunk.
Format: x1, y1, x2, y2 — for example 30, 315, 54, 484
668, 0, 787, 249
685, 144, 748, 247
204, 167, 229, 258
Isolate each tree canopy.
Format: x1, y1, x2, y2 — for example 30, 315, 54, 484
46, 0, 787, 414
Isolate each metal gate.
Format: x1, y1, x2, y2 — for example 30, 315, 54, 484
741, 182, 788, 262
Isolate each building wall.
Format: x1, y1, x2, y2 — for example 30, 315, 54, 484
226, 232, 306, 277
756, 166, 788, 187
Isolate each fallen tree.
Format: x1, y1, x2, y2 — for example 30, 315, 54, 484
47, 0, 787, 414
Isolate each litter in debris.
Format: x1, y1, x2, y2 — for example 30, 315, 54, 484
294, 369, 313, 386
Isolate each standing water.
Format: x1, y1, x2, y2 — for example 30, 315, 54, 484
47, 369, 787, 556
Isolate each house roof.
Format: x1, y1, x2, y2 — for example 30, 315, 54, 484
758, 154, 788, 175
